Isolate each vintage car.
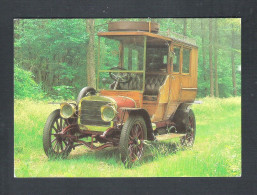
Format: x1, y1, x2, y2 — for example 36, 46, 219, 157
43, 21, 198, 167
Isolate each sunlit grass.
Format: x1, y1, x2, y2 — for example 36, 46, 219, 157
14, 97, 241, 177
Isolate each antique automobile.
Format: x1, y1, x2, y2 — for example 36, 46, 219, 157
43, 21, 198, 167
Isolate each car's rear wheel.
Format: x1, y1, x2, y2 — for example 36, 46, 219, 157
180, 109, 196, 147
43, 109, 72, 159
119, 115, 147, 168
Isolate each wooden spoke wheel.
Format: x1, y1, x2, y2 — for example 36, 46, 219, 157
43, 109, 72, 158
119, 115, 147, 168
180, 109, 196, 147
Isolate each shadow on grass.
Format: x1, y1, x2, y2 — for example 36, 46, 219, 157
68, 147, 121, 162
142, 141, 182, 164
51, 140, 184, 167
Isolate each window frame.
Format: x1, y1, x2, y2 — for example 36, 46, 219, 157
181, 46, 192, 76
172, 46, 181, 74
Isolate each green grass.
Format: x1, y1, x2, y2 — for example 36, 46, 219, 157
14, 97, 241, 177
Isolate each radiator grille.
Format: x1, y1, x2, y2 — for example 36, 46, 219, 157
80, 100, 110, 127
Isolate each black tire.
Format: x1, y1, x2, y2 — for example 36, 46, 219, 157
119, 115, 147, 168
76, 87, 96, 104
180, 109, 196, 147
43, 109, 72, 159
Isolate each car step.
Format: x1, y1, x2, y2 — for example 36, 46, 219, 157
155, 133, 186, 141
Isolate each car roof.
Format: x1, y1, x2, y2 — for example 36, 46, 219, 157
97, 31, 198, 48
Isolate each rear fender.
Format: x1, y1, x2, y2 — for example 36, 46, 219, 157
171, 103, 192, 132
120, 108, 155, 141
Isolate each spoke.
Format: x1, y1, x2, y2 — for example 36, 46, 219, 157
131, 127, 137, 137
57, 142, 60, 153
62, 119, 66, 128
52, 125, 58, 132
128, 145, 133, 158
60, 118, 63, 130
138, 147, 143, 158
53, 141, 58, 150
64, 120, 68, 127
51, 138, 57, 143
130, 146, 134, 157
56, 120, 60, 131
63, 140, 68, 146
60, 141, 64, 152
132, 148, 137, 160
134, 146, 138, 156
134, 125, 139, 137
62, 119, 65, 128
137, 128, 142, 138
138, 143, 143, 149
128, 140, 133, 144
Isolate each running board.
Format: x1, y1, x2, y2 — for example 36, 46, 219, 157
156, 133, 186, 141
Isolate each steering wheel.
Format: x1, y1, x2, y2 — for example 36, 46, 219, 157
109, 66, 132, 83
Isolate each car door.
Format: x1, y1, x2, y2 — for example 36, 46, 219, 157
163, 45, 182, 120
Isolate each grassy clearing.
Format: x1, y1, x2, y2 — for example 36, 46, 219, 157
14, 97, 241, 177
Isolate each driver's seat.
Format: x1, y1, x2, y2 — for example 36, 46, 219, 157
110, 74, 143, 90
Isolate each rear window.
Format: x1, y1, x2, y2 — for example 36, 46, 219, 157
182, 48, 190, 73
173, 47, 180, 72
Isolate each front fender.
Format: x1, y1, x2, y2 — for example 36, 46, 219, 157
120, 108, 155, 141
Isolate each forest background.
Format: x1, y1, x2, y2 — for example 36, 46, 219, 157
14, 18, 241, 100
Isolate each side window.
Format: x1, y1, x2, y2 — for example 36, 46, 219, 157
132, 49, 138, 70
173, 47, 180, 72
163, 55, 167, 64
124, 45, 144, 71
146, 48, 168, 72
182, 48, 191, 73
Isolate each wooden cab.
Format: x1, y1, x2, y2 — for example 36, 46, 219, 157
98, 21, 198, 124
142, 36, 198, 122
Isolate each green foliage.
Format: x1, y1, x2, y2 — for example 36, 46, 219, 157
14, 97, 241, 177
14, 64, 45, 99
14, 18, 241, 99
52, 85, 74, 100
14, 19, 88, 99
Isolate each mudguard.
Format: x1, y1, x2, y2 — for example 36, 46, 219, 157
120, 108, 155, 141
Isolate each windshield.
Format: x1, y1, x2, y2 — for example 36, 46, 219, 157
98, 36, 146, 91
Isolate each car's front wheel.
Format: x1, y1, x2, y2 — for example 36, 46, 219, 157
43, 109, 72, 159
119, 115, 147, 168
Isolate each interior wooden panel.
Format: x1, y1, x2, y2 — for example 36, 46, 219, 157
151, 103, 167, 122
169, 74, 181, 101
158, 76, 170, 103
163, 103, 179, 120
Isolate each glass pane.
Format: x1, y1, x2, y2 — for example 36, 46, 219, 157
182, 48, 190, 73
100, 36, 144, 71
123, 37, 144, 71
146, 47, 168, 72
173, 47, 180, 72
100, 38, 120, 70
98, 36, 145, 91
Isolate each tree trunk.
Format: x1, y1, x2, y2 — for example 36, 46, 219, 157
209, 19, 214, 97
183, 19, 187, 36
214, 19, 219, 97
86, 19, 96, 88
231, 23, 237, 96
201, 20, 208, 96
